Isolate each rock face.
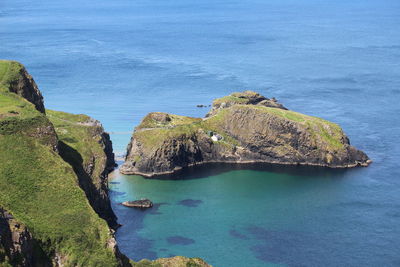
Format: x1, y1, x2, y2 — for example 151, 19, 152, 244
0, 60, 211, 267
0, 208, 52, 266
206, 90, 287, 117
121, 91, 371, 177
122, 199, 153, 209
0, 60, 127, 266
0, 60, 45, 113
136, 256, 211, 267
48, 110, 118, 229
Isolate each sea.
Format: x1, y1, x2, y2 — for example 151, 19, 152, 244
1, 0, 400, 266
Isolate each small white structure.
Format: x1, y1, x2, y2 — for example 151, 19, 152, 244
211, 134, 223, 142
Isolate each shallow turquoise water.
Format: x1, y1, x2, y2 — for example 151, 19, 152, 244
1, 0, 400, 266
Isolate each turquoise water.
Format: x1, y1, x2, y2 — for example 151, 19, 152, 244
1, 0, 400, 266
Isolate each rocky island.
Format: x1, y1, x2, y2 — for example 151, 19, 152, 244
0, 60, 210, 267
121, 91, 371, 177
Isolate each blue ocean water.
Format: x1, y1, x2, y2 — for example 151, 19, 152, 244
1, 0, 400, 266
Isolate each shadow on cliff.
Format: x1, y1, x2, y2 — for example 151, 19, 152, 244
148, 162, 359, 181
57, 141, 119, 229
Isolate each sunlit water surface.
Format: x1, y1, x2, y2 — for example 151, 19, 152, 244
1, 0, 400, 266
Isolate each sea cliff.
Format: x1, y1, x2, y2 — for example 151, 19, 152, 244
121, 91, 371, 177
0, 60, 210, 267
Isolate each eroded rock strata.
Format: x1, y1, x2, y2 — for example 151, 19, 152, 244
47, 110, 119, 229
121, 91, 371, 177
0, 60, 45, 113
0, 60, 210, 267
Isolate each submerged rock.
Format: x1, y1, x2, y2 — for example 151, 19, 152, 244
122, 199, 153, 209
121, 91, 371, 177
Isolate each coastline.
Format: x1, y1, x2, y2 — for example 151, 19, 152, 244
119, 158, 372, 178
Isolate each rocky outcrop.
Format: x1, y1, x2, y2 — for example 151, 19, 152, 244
121, 91, 371, 177
135, 256, 211, 267
0, 60, 45, 113
206, 90, 286, 117
0, 208, 52, 267
122, 199, 153, 209
1, 60, 212, 267
48, 110, 118, 229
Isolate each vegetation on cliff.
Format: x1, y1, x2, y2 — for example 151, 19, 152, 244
121, 91, 370, 177
0, 61, 122, 266
0, 60, 211, 267
47, 110, 118, 228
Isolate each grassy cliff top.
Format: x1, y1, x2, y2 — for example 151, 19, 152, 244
0, 61, 119, 266
47, 110, 107, 185
0, 60, 38, 121
133, 104, 345, 152
137, 112, 201, 129
0, 60, 23, 92
212, 90, 265, 106
0, 92, 39, 121
0, 134, 118, 266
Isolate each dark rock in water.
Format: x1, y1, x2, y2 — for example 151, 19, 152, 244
196, 104, 207, 108
120, 90, 371, 177
122, 199, 153, 209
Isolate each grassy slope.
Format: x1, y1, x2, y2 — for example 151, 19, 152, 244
47, 110, 106, 186
0, 60, 119, 266
0, 60, 23, 91
133, 104, 345, 152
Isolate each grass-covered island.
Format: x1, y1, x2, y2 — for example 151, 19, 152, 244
0, 60, 210, 267
120, 91, 371, 177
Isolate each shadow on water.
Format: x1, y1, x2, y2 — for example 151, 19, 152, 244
112, 200, 168, 261
147, 162, 359, 180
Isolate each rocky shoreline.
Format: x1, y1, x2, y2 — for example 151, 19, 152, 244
0, 60, 211, 267
121, 91, 371, 177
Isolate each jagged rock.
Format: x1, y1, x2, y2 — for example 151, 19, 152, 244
0, 208, 53, 266
0, 60, 45, 113
47, 110, 118, 229
144, 256, 211, 267
121, 91, 371, 177
206, 90, 287, 117
122, 199, 153, 209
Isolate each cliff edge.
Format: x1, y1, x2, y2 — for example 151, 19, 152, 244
0, 60, 210, 266
121, 91, 371, 177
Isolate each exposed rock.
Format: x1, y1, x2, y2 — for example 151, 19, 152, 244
48, 111, 118, 229
121, 91, 371, 177
206, 90, 287, 117
122, 199, 153, 209
0, 208, 52, 266
137, 256, 211, 267
0, 60, 45, 113
0, 60, 128, 266
0, 60, 212, 267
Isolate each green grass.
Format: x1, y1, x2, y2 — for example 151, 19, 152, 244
234, 105, 344, 150
137, 112, 201, 129
0, 92, 38, 120
133, 103, 346, 153
0, 134, 119, 266
212, 95, 249, 106
0, 68, 119, 265
0, 60, 23, 92
47, 110, 106, 185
